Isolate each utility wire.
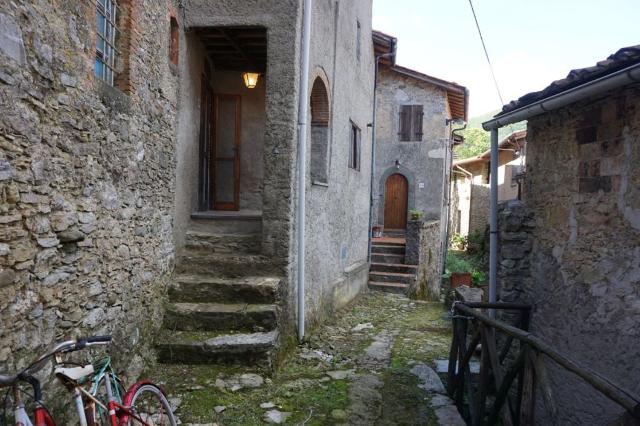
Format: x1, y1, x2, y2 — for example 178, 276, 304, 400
467, 0, 505, 106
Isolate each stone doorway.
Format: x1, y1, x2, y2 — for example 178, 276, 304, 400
195, 27, 267, 214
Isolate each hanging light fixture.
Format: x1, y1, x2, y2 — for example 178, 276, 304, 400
242, 72, 260, 89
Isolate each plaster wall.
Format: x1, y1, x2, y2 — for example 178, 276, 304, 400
303, 0, 375, 326
373, 66, 450, 226
516, 85, 640, 425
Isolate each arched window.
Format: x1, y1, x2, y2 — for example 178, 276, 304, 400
310, 77, 330, 183
169, 16, 179, 66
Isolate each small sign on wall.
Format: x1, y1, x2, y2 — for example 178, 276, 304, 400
419, 182, 425, 189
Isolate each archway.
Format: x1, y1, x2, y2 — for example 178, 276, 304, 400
384, 173, 409, 229
310, 77, 330, 183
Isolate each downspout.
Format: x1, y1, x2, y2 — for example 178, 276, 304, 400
297, 0, 313, 342
442, 122, 466, 274
367, 47, 396, 262
488, 127, 498, 316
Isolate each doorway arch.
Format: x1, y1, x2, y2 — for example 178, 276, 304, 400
384, 173, 409, 229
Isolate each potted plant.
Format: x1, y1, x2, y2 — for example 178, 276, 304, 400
409, 209, 424, 221
443, 252, 473, 289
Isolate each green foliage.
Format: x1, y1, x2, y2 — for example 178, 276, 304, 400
471, 270, 486, 286
467, 231, 487, 255
455, 127, 490, 159
408, 209, 424, 220
451, 233, 468, 250
443, 252, 474, 276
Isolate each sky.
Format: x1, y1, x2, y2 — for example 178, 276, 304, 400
372, 0, 640, 118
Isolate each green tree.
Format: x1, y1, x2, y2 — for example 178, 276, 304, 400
455, 128, 490, 159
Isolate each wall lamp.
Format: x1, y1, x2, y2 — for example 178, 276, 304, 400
395, 159, 401, 169
242, 72, 260, 89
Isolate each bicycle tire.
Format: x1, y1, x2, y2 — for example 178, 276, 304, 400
122, 382, 176, 426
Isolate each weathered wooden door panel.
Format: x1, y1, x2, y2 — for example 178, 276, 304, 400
212, 94, 241, 211
384, 173, 408, 229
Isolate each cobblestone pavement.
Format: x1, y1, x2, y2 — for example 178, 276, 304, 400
147, 292, 465, 425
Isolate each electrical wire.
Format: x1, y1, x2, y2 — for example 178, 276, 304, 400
467, 0, 505, 106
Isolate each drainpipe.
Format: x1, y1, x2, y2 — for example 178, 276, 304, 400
367, 48, 396, 262
488, 127, 498, 316
442, 121, 466, 274
296, 0, 313, 342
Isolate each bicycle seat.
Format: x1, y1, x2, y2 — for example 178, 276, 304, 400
55, 364, 94, 381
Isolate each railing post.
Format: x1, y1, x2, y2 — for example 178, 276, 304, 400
519, 345, 537, 426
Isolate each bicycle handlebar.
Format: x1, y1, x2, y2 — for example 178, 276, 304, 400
0, 335, 112, 387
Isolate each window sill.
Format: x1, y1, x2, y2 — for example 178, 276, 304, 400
95, 78, 130, 113
312, 180, 329, 188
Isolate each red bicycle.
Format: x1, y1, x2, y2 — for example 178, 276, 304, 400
0, 336, 176, 426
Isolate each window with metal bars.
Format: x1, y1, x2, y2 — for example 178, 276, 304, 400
95, 0, 118, 85
398, 105, 424, 141
349, 122, 361, 171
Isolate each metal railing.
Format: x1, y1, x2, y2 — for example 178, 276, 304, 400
448, 301, 640, 426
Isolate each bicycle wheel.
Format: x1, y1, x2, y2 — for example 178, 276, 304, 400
124, 382, 176, 426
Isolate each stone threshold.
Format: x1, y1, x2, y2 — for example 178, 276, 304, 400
191, 210, 262, 221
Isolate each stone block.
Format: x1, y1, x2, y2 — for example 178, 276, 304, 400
579, 176, 612, 193
0, 13, 25, 64
575, 126, 597, 145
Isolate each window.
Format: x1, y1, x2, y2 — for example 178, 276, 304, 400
310, 78, 330, 183
169, 17, 179, 66
349, 122, 361, 171
95, 0, 117, 85
356, 20, 361, 60
398, 105, 424, 141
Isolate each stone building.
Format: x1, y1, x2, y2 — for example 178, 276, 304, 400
451, 130, 526, 237
0, 0, 376, 381
491, 46, 640, 424
371, 31, 468, 232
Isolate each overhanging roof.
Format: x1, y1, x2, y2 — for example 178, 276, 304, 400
388, 65, 469, 121
453, 130, 526, 167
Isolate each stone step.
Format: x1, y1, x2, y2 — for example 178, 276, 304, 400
190, 211, 262, 235
383, 230, 405, 237
371, 253, 405, 264
156, 330, 279, 367
184, 231, 261, 254
368, 281, 408, 294
163, 302, 277, 333
370, 262, 417, 274
371, 244, 406, 255
368, 271, 415, 284
169, 275, 280, 304
175, 253, 279, 277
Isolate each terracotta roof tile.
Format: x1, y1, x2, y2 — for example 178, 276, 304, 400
497, 45, 640, 116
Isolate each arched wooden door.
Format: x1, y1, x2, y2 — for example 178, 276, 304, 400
384, 173, 409, 230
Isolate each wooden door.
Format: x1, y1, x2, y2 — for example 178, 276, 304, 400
212, 94, 241, 211
384, 173, 408, 229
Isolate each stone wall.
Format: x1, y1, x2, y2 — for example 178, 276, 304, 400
407, 220, 442, 300
501, 85, 640, 425
0, 0, 179, 390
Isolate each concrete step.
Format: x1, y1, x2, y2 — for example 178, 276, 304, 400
368, 281, 408, 294
169, 275, 280, 304
371, 244, 406, 255
156, 330, 279, 367
383, 229, 405, 237
370, 262, 417, 274
190, 210, 262, 235
163, 302, 277, 333
371, 253, 405, 264
185, 231, 261, 254
175, 253, 280, 277
368, 271, 415, 284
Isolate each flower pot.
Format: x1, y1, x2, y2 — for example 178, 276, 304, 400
372, 226, 383, 238
450, 272, 472, 289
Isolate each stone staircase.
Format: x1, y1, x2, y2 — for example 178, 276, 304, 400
156, 213, 282, 368
368, 232, 417, 294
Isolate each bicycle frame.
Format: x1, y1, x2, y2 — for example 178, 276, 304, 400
76, 373, 155, 426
